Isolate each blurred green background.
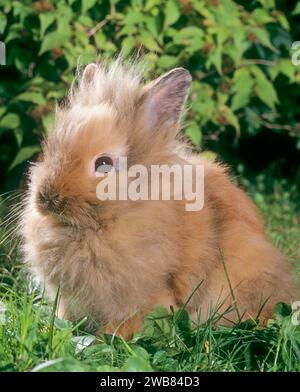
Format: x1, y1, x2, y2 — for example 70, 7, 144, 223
0, 0, 300, 193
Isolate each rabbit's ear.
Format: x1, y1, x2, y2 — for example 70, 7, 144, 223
82, 63, 98, 83
140, 68, 192, 132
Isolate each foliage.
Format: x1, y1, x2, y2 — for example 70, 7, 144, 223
0, 0, 300, 190
0, 278, 300, 372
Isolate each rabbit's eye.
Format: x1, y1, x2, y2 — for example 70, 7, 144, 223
95, 156, 114, 174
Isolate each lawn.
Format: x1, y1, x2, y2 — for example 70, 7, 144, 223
0, 180, 299, 372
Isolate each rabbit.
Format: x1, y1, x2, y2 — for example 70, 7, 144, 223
20, 58, 298, 338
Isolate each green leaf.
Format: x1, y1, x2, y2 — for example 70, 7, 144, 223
78, 15, 94, 27
270, 59, 295, 82
258, 0, 275, 9
171, 26, 204, 54
9, 146, 40, 171
207, 46, 222, 74
42, 113, 55, 133
216, 25, 230, 47
56, 3, 73, 24
117, 25, 137, 37
122, 356, 153, 372
173, 26, 204, 42
201, 151, 217, 162
231, 68, 254, 111
185, 122, 202, 146
144, 0, 161, 12
274, 302, 292, 321
277, 14, 289, 30
252, 27, 278, 52
132, 0, 144, 6
94, 31, 116, 53
145, 15, 159, 37
4, 23, 22, 43
81, 0, 97, 13
0, 113, 20, 130
39, 30, 71, 55
222, 106, 240, 134
13, 128, 23, 147
252, 8, 274, 24
123, 11, 145, 25
130, 346, 150, 360
251, 66, 279, 109
0, 107, 6, 118
231, 29, 250, 63
0, 13, 7, 34
15, 92, 46, 105
39, 12, 55, 38
292, 2, 300, 15
164, 0, 180, 28
121, 36, 136, 57
54, 318, 73, 330
143, 306, 172, 338
139, 31, 161, 52
157, 55, 178, 69
255, 80, 278, 109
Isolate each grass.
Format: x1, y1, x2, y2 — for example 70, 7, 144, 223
0, 181, 299, 372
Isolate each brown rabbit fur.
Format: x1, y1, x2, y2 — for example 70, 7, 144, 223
20, 58, 298, 338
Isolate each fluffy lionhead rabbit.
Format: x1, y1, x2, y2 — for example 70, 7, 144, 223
21, 59, 297, 338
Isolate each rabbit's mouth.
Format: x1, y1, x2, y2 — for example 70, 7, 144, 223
37, 191, 68, 216
36, 191, 104, 230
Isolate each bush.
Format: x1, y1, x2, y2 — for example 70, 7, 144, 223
0, 0, 300, 190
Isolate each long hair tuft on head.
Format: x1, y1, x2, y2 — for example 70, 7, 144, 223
67, 56, 146, 118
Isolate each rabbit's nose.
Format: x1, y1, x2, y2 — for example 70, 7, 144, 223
37, 191, 66, 214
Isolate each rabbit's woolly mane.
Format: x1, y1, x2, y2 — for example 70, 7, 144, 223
68, 58, 145, 118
